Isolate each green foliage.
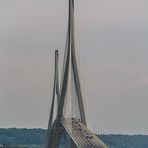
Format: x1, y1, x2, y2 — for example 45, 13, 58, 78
0, 128, 148, 148
0, 128, 46, 145
98, 134, 148, 148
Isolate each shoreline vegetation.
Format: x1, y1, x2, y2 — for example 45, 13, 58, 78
0, 128, 148, 148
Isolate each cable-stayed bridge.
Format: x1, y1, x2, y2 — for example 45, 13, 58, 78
45, 0, 109, 147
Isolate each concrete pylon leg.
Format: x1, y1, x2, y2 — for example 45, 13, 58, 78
71, 140, 77, 148
46, 0, 86, 147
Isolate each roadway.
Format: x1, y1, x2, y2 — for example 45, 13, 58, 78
61, 118, 109, 148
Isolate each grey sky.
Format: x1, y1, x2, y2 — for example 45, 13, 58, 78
0, 0, 148, 134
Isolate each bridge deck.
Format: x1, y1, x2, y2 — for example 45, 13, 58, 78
61, 118, 108, 148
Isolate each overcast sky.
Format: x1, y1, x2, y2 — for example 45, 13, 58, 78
0, 0, 148, 134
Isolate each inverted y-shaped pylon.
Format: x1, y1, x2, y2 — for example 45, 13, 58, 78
45, 0, 109, 148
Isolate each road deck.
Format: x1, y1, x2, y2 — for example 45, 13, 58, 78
61, 118, 109, 148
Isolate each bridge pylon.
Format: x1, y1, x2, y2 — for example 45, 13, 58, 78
45, 0, 109, 148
